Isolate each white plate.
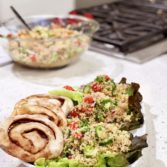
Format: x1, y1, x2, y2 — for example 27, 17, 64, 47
0, 71, 147, 167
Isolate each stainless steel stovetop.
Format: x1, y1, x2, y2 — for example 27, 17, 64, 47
90, 39, 167, 63
75, 0, 167, 63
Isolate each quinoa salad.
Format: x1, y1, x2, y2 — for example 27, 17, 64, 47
34, 75, 147, 167
8, 24, 89, 68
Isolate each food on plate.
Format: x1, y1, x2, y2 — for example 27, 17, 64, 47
0, 74, 147, 166
50, 75, 143, 130
8, 25, 89, 68
12, 94, 74, 128
0, 114, 64, 162
35, 122, 147, 167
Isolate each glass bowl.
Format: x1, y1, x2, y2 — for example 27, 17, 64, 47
3, 15, 99, 69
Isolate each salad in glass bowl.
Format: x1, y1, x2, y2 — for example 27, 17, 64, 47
2, 15, 99, 68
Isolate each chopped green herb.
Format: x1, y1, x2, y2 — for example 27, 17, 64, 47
95, 76, 104, 83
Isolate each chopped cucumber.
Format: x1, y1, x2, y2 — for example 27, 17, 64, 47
110, 81, 116, 92
83, 85, 91, 93
99, 138, 113, 146
95, 126, 106, 139
84, 146, 97, 157
79, 126, 90, 133
100, 99, 112, 109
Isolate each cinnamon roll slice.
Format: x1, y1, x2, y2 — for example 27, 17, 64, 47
12, 94, 73, 128
0, 114, 64, 162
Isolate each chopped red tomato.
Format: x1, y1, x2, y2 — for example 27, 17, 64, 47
64, 85, 75, 91
68, 155, 73, 159
73, 132, 83, 139
69, 111, 79, 117
69, 121, 79, 130
84, 13, 94, 19
84, 95, 94, 104
87, 107, 94, 113
91, 83, 102, 92
69, 10, 78, 15
52, 18, 62, 25
112, 111, 116, 115
75, 40, 81, 46
30, 55, 37, 62
78, 106, 86, 113
80, 106, 94, 113
67, 18, 79, 25
105, 75, 111, 81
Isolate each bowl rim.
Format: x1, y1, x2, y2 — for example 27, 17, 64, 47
3, 14, 99, 42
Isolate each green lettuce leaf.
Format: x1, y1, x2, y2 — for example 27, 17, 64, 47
34, 158, 46, 167
95, 153, 129, 167
49, 89, 83, 104
35, 158, 86, 167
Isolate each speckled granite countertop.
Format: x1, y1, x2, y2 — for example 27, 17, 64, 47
0, 50, 167, 167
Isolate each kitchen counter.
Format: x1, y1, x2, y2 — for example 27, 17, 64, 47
0, 50, 167, 167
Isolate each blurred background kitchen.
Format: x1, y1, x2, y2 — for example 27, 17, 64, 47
1, 0, 167, 64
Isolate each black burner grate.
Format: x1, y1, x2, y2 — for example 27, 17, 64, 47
75, 0, 167, 53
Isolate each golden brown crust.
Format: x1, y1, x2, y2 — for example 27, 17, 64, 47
0, 114, 64, 162
12, 94, 74, 128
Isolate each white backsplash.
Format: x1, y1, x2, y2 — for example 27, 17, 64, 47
0, 0, 75, 21
0, 0, 117, 21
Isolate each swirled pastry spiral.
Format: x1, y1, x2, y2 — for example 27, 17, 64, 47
0, 114, 64, 162
12, 94, 73, 128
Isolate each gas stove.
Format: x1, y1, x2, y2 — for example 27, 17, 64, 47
75, 0, 167, 63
